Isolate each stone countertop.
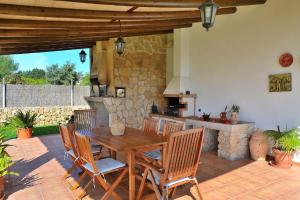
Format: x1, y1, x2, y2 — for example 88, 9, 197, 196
150, 113, 254, 125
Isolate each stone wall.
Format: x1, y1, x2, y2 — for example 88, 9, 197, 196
0, 106, 89, 126
90, 34, 167, 129
112, 35, 167, 128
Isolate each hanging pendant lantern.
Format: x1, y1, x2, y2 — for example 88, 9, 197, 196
199, 0, 219, 31
115, 20, 125, 55
79, 49, 87, 63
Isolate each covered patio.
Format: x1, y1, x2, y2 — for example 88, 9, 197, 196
6, 135, 300, 200
1, 0, 300, 200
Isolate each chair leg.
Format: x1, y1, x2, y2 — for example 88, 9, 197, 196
101, 168, 128, 200
148, 170, 162, 200
94, 172, 123, 200
137, 168, 149, 200
63, 162, 77, 179
70, 171, 88, 190
193, 179, 204, 200
169, 187, 177, 198
77, 179, 93, 199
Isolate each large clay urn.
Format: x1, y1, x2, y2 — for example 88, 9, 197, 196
249, 129, 269, 161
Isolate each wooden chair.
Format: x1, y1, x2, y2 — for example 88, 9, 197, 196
74, 131, 128, 200
162, 121, 185, 137
74, 109, 110, 158
143, 117, 160, 136
137, 128, 205, 200
74, 109, 97, 132
59, 124, 104, 190
59, 124, 81, 177
144, 121, 185, 162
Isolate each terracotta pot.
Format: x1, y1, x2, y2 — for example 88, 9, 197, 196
272, 148, 294, 168
0, 176, 4, 200
17, 128, 32, 139
231, 112, 238, 124
249, 130, 269, 161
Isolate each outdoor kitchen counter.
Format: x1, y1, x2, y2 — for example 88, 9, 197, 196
151, 114, 255, 160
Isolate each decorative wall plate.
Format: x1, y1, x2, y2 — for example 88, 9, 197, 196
279, 53, 293, 67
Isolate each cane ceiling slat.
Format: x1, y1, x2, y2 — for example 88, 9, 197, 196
0, 0, 267, 55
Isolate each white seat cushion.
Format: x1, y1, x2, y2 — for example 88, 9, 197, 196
144, 150, 161, 160
67, 149, 76, 158
147, 170, 192, 187
78, 129, 93, 135
83, 158, 126, 174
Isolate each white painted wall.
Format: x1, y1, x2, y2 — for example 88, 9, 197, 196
176, 0, 300, 130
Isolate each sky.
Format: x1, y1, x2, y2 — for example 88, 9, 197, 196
12, 48, 90, 74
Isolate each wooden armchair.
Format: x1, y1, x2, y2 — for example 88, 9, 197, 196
59, 124, 80, 180
74, 109, 97, 133
143, 117, 160, 136
143, 121, 184, 164
59, 124, 103, 191
74, 131, 128, 200
74, 109, 110, 158
137, 128, 205, 200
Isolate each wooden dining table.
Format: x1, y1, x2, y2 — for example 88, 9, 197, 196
86, 126, 168, 200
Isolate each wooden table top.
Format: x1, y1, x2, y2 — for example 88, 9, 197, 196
87, 126, 167, 152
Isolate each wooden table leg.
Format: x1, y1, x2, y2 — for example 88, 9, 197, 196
127, 150, 136, 200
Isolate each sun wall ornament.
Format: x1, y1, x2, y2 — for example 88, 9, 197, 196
279, 53, 293, 67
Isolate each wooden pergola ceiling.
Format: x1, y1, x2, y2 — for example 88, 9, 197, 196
0, 0, 267, 55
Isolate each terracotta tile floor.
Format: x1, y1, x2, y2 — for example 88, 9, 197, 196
5, 134, 300, 200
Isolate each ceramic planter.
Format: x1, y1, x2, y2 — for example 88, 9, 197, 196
272, 148, 294, 168
231, 112, 238, 124
249, 130, 269, 161
17, 128, 32, 139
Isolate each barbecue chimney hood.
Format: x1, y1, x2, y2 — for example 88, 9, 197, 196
164, 28, 193, 95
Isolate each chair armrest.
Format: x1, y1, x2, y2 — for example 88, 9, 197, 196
136, 158, 164, 175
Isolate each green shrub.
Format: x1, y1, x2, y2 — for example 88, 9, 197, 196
10, 110, 37, 128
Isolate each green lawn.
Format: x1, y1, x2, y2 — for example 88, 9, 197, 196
0, 125, 59, 140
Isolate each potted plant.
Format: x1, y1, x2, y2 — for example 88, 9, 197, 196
198, 109, 211, 121
229, 104, 240, 124
264, 126, 300, 168
0, 130, 18, 199
11, 110, 37, 139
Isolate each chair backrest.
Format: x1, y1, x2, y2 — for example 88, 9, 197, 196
162, 121, 185, 137
74, 131, 99, 173
143, 117, 159, 136
74, 109, 97, 132
59, 124, 78, 157
162, 128, 205, 183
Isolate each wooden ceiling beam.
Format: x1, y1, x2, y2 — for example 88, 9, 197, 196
0, 30, 173, 44
0, 24, 189, 37
0, 45, 92, 55
60, 0, 267, 8
0, 18, 198, 29
0, 41, 96, 49
0, 4, 202, 20
0, 6, 236, 29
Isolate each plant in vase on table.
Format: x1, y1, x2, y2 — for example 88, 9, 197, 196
264, 126, 300, 168
229, 104, 240, 124
10, 110, 37, 139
